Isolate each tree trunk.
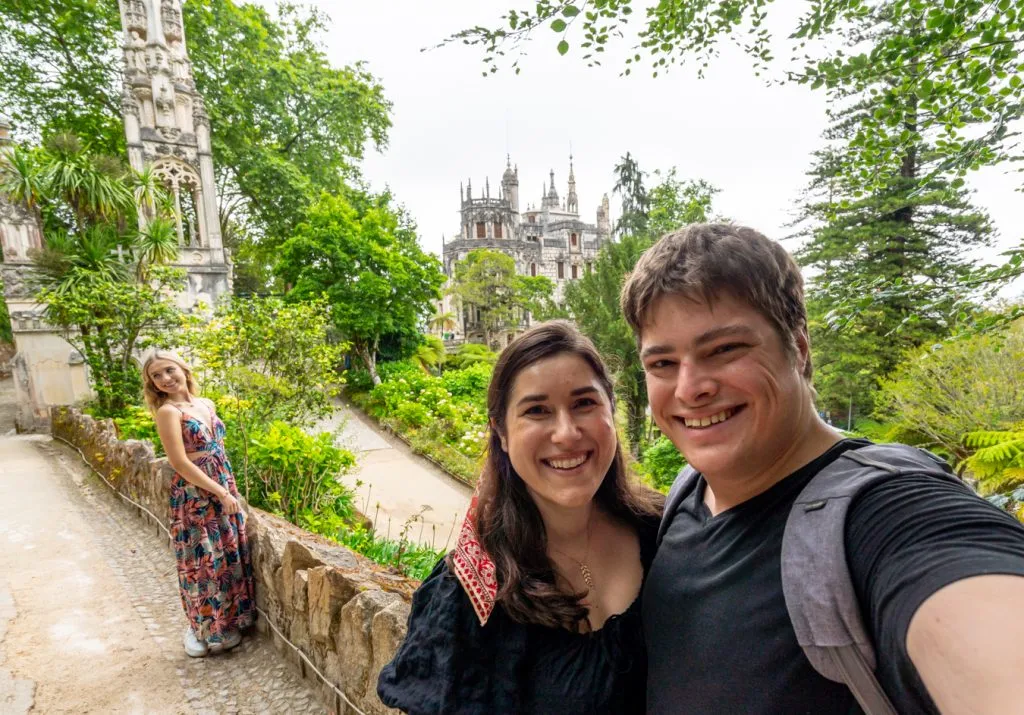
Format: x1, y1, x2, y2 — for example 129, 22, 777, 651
622, 368, 648, 457
357, 342, 381, 386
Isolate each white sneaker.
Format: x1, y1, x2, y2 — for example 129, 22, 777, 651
183, 627, 208, 658
210, 629, 242, 653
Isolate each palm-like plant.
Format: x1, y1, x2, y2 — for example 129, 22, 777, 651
42, 134, 133, 230
31, 226, 131, 297
134, 217, 179, 280
430, 310, 457, 335
414, 335, 447, 375
0, 144, 47, 218
132, 166, 167, 222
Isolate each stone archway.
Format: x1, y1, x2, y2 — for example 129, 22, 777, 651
151, 158, 205, 248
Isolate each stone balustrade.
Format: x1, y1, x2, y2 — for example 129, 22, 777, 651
51, 406, 415, 714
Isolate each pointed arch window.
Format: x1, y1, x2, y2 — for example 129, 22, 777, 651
151, 158, 204, 247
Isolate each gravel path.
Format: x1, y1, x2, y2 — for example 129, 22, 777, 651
0, 433, 326, 714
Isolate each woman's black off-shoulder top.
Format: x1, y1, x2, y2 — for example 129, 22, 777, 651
376, 516, 658, 714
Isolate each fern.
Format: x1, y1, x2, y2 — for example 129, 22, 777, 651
961, 426, 1024, 519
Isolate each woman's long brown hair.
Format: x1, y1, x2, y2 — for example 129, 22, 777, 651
472, 320, 663, 631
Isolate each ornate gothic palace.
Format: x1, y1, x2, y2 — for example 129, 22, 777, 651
440, 156, 611, 345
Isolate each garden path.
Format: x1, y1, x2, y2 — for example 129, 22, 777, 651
0, 424, 325, 714
318, 402, 472, 550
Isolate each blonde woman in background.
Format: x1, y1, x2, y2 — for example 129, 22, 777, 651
143, 349, 255, 658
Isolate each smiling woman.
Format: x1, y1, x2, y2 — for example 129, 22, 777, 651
142, 349, 255, 660
377, 321, 664, 715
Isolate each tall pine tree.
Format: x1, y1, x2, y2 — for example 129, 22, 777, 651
795, 9, 995, 422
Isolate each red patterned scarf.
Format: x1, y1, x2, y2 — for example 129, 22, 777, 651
450, 488, 498, 626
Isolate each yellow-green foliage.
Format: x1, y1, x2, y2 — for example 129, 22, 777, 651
875, 320, 1024, 461
961, 427, 1024, 517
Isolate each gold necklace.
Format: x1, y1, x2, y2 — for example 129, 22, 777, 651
550, 517, 596, 592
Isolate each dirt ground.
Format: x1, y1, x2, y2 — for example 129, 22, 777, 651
0, 429, 325, 714
0, 435, 187, 714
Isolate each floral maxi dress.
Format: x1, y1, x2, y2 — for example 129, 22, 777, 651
169, 400, 256, 643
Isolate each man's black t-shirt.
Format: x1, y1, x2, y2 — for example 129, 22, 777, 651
642, 439, 1024, 714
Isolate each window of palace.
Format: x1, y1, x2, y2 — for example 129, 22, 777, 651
476, 222, 486, 238
557, 262, 564, 279
571, 264, 578, 279
494, 222, 503, 238
531, 263, 537, 276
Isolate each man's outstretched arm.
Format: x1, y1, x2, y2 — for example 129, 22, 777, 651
907, 574, 1024, 715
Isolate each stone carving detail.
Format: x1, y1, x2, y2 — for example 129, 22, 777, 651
152, 158, 199, 191
1, 266, 31, 299
161, 0, 183, 41
0, 199, 33, 226
124, 0, 147, 37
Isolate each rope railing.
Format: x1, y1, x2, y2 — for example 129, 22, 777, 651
52, 433, 368, 715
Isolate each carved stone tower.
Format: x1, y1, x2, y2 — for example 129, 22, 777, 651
597, 194, 611, 237
501, 156, 520, 214
118, 0, 231, 308
566, 155, 579, 214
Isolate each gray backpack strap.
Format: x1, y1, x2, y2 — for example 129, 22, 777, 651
782, 443, 956, 715
657, 465, 699, 546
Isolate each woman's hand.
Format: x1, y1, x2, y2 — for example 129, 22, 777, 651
218, 491, 241, 515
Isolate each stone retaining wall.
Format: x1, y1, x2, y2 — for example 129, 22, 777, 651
51, 406, 415, 715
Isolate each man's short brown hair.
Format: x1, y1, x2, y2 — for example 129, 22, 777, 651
620, 223, 813, 379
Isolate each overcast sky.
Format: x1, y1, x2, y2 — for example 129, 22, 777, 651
264, 0, 1022, 284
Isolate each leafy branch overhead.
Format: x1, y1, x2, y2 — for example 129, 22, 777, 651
449, 1, 1024, 186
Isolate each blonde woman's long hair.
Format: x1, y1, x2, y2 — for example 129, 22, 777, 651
141, 349, 200, 415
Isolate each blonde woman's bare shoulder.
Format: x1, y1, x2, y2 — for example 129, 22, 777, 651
155, 403, 180, 419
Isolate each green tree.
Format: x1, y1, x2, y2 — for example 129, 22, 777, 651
276, 190, 444, 385
875, 319, 1024, 463
639, 434, 688, 492
0, 0, 124, 154
3, 134, 181, 297
565, 161, 717, 454
42, 267, 184, 416
1, 133, 185, 416
613, 152, 649, 237
807, 295, 888, 428
182, 1, 392, 250
797, 101, 994, 418
0, 0, 393, 292
450, 249, 520, 349
647, 168, 719, 238
454, 2, 1024, 332
182, 295, 345, 489
449, 249, 557, 348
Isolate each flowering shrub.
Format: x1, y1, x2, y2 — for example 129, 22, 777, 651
348, 359, 493, 483
441, 362, 492, 407
393, 400, 431, 428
